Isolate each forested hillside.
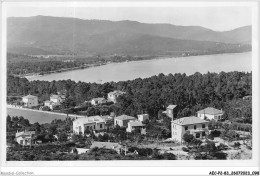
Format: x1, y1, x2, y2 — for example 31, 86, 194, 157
7, 16, 251, 56
7, 71, 252, 121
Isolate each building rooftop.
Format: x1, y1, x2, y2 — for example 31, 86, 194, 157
50, 94, 65, 99
90, 141, 122, 150
172, 116, 208, 126
114, 114, 136, 121
167, 105, 177, 110
15, 131, 35, 138
197, 107, 223, 115
92, 97, 105, 101
73, 116, 105, 124
128, 121, 145, 127
22, 94, 37, 99
138, 114, 149, 116
100, 115, 113, 121
108, 90, 126, 96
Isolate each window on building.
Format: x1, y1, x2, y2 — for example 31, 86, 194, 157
194, 125, 197, 130
196, 133, 200, 138
100, 124, 103, 128
185, 126, 188, 130
202, 131, 205, 136
202, 124, 205, 128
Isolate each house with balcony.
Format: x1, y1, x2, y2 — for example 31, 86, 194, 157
114, 114, 136, 127
73, 116, 106, 135
22, 94, 38, 108
107, 90, 126, 103
171, 116, 209, 143
197, 107, 224, 121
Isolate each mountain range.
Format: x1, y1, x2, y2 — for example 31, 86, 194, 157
7, 15, 252, 56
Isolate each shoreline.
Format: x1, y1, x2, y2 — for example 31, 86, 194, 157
7, 105, 86, 119
22, 51, 251, 81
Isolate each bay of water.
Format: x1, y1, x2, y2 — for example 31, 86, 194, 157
7, 108, 70, 124
28, 52, 252, 83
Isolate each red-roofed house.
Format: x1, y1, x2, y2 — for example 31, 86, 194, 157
171, 116, 209, 143
197, 107, 224, 121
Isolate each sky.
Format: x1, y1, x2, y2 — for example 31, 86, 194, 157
6, 5, 252, 31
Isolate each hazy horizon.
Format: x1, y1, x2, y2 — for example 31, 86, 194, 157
6, 6, 252, 31
7, 15, 252, 32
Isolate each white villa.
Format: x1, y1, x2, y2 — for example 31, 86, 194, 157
90, 97, 106, 106
114, 114, 136, 127
171, 116, 209, 143
126, 121, 146, 134
107, 90, 126, 103
44, 94, 65, 110
197, 107, 224, 121
73, 116, 106, 134
22, 94, 38, 108
50, 94, 65, 105
15, 130, 36, 146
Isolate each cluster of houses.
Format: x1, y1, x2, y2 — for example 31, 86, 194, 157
21, 90, 126, 109
164, 105, 224, 143
89, 90, 126, 105
44, 94, 66, 110
73, 113, 149, 135
19, 90, 225, 147
14, 104, 224, 147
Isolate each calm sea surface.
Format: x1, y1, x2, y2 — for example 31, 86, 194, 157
28, 52, 252, 83
7, 108, 69, 124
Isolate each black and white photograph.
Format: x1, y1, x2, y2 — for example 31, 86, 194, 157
0, 1, 259, 175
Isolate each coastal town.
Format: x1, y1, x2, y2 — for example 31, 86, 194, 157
7, 84, 252, 160
3, 6, 254, 163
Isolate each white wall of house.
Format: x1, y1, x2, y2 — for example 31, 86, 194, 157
22, 97, 38, 107
166, 108, 173, 118
16, 136, 32, 146
137, 114, 149, 122
108, 94, 116, 103
114, 119, 124, 127
171, 122, 208, 143
197, 113, 223, 120
73, 121, 106, 134
171, 123, 184, 143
